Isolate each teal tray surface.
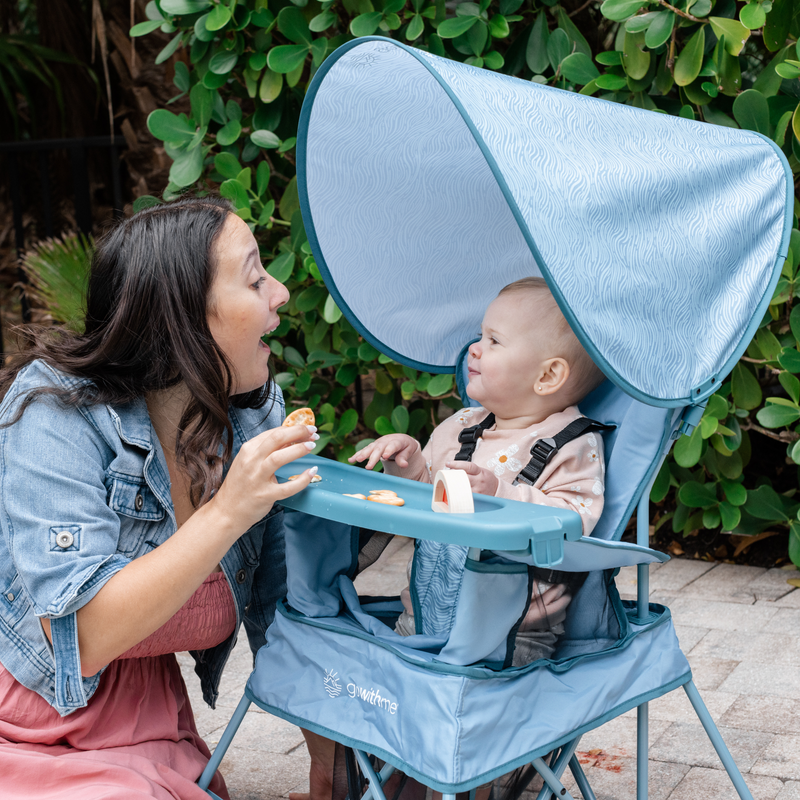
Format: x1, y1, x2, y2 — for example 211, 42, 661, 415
275, 455, 583, 557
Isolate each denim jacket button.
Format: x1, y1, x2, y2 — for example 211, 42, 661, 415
5, 593, 13, 603
235, 569, 247, 584
56, 531, 74, 549
134, 493, 144, 511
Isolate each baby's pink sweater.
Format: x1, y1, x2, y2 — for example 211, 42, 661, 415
384, 405, 604, 534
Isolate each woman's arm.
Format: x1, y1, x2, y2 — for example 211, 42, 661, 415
41, 424, 316, 677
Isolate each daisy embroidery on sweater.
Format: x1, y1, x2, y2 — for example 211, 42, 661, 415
488, 445, 523, 477
456, 409, 474, 425
588, 450, 599, 464
572, 496, 593, 515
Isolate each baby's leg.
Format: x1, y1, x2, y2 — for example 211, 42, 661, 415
289, 729, 335, 800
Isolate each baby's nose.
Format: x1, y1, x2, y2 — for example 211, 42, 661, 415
468, 342, 481, 358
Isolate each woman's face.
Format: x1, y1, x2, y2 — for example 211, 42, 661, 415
207, 213, 289, 395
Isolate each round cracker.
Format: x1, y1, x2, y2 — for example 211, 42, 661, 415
368, 495, 404, 506
282, 407, 315, 428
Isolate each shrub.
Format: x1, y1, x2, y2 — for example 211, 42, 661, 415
135, 0, 800, 566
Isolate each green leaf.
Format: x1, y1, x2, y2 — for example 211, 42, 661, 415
764, 0, 792, 52
209, 49, 239, 75
350, 11, 383, 36
216, 118, 241, 146
600, 0, 648, 22
310, 10, 337, 32
779, 347, 800, 373
296, 285, 326, 312
484, 50, 504, 70
374, 370, 393, 395
547, 28, 571, 70
746, 484, 790, 520
650, 460, 672, 503
278, 6, 312, 44
336, 363, 360, 387
700, 415, 719, 439
256, 161, 270, 196
731, 363, 762, 410
791, 304, 800, 343
595, 74, 629, 90
147, 109, 195, 143
283, 346, 305, 369
268, 252, 295, 282
757, 403, 800, 428
740, 2, 767, 30
720, 477, 747, 506
323, 293, 343, 324
757, 327, 782, 360
214, 152, 242, 179
679, 480, 718, 508
561, 53, 600, 85
709, 17, 750, 56
776, 62, 800, 79
626, 12, 657, 33
622, 30, 650, 81
375, 416, 395, 436
251, 129, 281, 148
391, 405, 410, 434
337, 409, 359, 437
719, 501, 741, 531
489, 14, 510, 38
161, 0, 211, 13
169, 145, 204, 187
644, 12, 675, 49
206, 3, 232, 30
427, 373, 454, 397
526, 12, 550, 75
189, 84, 213, 128
279, 176, 300, 221
268, 44, 309, 73
732, 89, 771, 135
780, 371, 800, 405
556, 7, 591, 58
438, 15, 479, 38
220, 178, 249, 210
131, 20, 164, 36
674, 27, 705, 86
674, 425, 703, 467
705, 393, 728, 419
789, 521, 800, 566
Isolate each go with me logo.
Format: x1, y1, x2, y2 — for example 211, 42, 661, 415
322, 668, 399, 715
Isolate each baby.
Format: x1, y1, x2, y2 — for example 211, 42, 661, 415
349, 276, 608, 665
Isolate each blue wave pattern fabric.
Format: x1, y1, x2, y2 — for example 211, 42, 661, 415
300, 39, 791, 406
413, 540, 468, 636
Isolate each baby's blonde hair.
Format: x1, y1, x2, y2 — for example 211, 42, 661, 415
498, 277, 605, 404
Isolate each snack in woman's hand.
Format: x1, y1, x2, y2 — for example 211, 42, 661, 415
282, 407, 315, 427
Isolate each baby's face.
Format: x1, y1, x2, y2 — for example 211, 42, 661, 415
466, 293, 552, 417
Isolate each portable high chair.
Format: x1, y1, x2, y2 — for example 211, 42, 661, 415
199, 38, 792, 800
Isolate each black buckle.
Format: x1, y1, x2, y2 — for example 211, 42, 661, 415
458, 427, 484, 444
530, 437, 557, 465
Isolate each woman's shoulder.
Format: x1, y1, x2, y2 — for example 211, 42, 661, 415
5, 358, 94, 397
229, 384, 286, 441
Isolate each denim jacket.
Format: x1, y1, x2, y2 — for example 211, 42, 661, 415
0, 360, 287, 716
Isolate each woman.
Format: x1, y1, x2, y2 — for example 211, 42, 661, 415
0, 196, 317, 798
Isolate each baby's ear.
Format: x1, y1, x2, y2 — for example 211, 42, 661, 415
536, 357, 570, 395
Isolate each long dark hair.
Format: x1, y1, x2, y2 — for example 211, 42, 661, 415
0, 196, 273, 507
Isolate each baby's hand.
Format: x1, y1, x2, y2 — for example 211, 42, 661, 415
349, 434, 420, 471
445, 461, 499, 496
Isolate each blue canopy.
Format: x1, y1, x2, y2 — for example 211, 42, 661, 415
297, 37, 793, 408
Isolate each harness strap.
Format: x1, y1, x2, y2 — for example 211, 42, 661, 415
515, 417, 616, 487
453, 412, 496, 461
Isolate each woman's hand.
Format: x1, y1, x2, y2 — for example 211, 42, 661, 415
212, 423, 319, 531
348, 434, 420, 470
445, 460, 499, 496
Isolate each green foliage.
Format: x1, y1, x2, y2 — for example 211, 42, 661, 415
136, 0, 800, 567
21, 233, 94, 333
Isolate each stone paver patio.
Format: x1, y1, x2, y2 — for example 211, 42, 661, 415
178, 537, 800, 800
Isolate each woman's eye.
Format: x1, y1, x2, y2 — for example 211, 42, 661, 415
251, 277, 266, 290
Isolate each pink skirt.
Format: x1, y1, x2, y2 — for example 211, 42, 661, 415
0, 573, 237, 799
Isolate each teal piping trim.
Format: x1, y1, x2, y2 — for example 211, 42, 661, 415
244, 669, 692, 794
297, 37, 791, 406
464, 558, 528, 574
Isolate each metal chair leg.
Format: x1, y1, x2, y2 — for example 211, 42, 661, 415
198, 694, 251, 792
683, 680, 754, 800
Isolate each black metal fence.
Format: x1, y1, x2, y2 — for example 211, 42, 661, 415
0, 135, 126, 358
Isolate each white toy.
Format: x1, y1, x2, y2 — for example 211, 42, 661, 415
431, 469, 474, 514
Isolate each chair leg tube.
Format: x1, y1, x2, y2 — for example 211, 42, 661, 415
567, 756, 597, 800
637, 702, 648, 800
354, 749, 390, 800
198, 695, 251, 791
536, 739, 583, 800
683, 681, 754, 800
531, 756, 576, 800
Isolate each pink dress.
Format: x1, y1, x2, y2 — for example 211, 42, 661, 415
0, 571, 237, 799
